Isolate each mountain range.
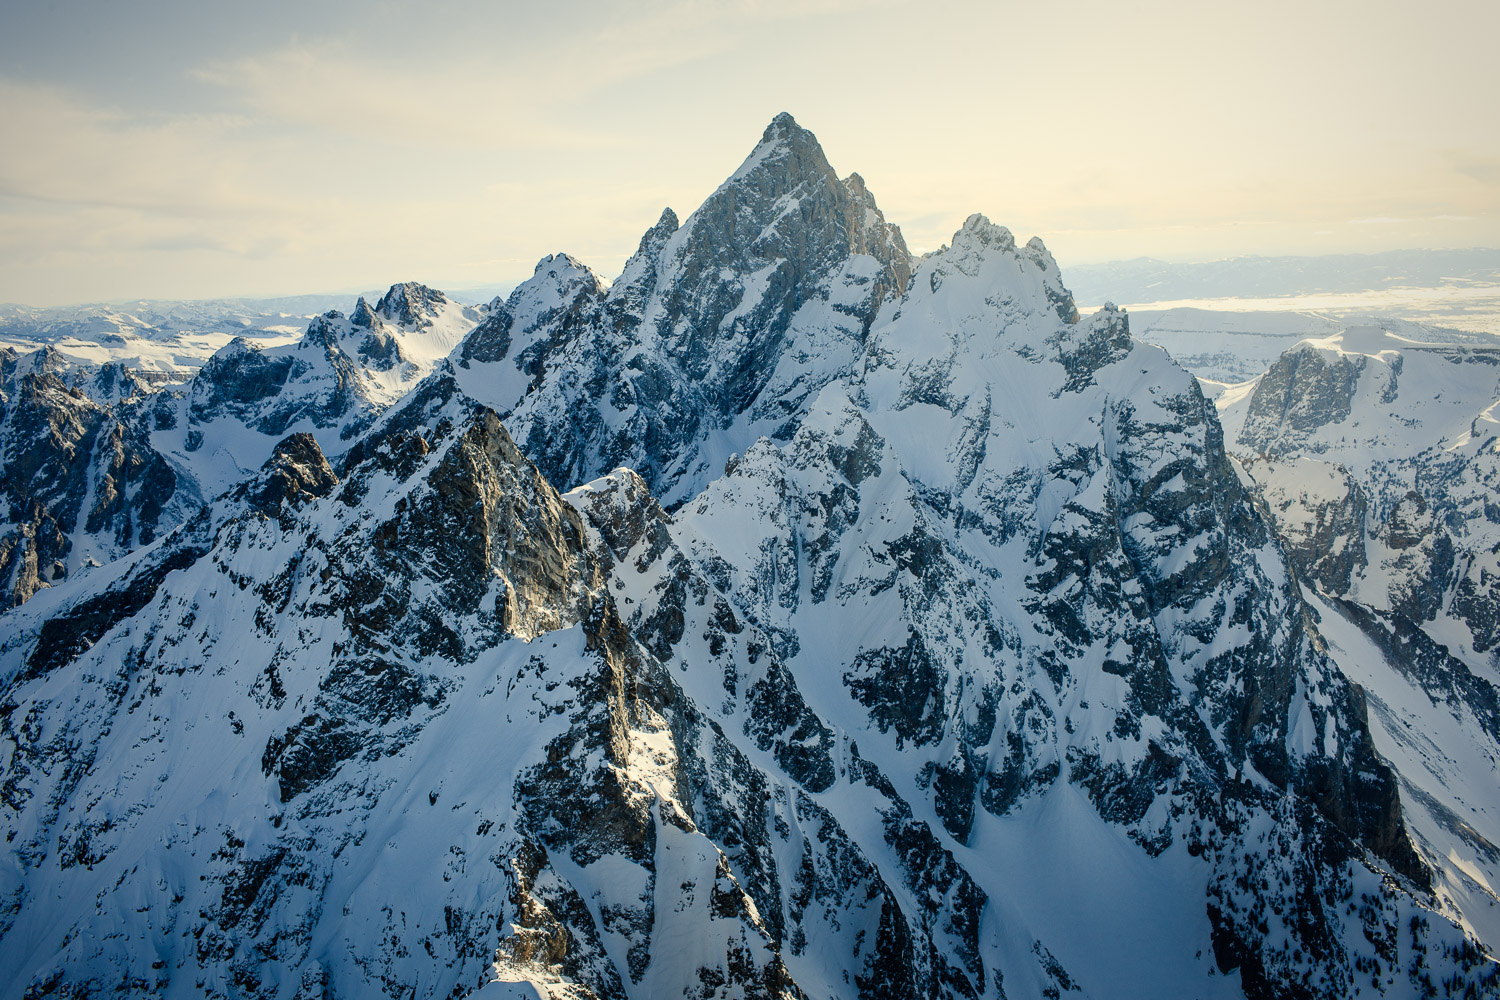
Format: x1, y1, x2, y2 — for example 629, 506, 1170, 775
1066, 249, 1500, 305
1, 113, 1496, 1000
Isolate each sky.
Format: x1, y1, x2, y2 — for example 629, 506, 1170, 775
1, 0, 1497, 307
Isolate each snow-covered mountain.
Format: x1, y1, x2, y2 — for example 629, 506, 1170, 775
136, 281, 480, 500
0, 285, 482, 609
0, 348, 188, 609
2, 115, 1496, 1000
1067, 248, 1500, 305
1212, 327, 1500, 946
453, 113, 913, 509
1126, 308, 1492, 385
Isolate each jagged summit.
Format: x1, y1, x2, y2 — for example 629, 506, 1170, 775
349, 295, 377, 328
954, 211, 1016, 250
374, 280, 448, 328
764, 108, 800, 136
723, 110, 852, 203
634, 206, 680, 256
448, 113, 919, 506
907, 213, 1081, 331
751, 110, 814, 157
530, 252, 598, 280
511, 254, 606, 327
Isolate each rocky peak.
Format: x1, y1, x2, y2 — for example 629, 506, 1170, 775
565, 467, 670, 564
1021, 237, 1072, 318
621, 208, 680, 278
952, 211, 1017, 253
350, 296, 377, 328
0, 367, 181, 608
840, 170, 871, 201
639, 206, 680, 254
505, 254, 605, 339
242, 432, 339, 513
1239, 342, 1367, 457
335, 390, 605, 644
77, 362, 151, 406
727, 110, 835, 193
183, 322, 382, 465
14, 345, 68, 381
299, 310, 347, 350
375, 281, 448, 329
672, 113, 908, 281
638, 116, 911, 415
1, 348, 81, 405
308, 304, 408, 373
603, 209, 681, 328
439, 117, 913, 507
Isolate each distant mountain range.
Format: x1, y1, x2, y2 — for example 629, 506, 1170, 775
1067, 248, 1500, 305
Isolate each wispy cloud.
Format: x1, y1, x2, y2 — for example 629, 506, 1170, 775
185, 9, 740, 151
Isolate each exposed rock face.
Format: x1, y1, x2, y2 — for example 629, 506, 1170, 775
1240, 345, 1368, 457
375, 280, 452, 330
241, 432, 339, 514
1235, 336, 1500, 653
1, 118, 1495, 1000
649, 113, 912, 410
454, 112, 915, 507
1219, 328, 1500, 949
0, 367, 184, 608
74, 361, 155, 406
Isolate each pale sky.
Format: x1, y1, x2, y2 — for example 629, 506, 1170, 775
2, 0, 1497, 306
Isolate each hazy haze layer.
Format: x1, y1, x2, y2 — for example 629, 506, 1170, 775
2, 0, 1497, 305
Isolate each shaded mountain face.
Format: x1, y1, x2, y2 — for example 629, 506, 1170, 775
1217, 327, 1500, 946
2, 115, 1497, 1000
0, 357, 185, 608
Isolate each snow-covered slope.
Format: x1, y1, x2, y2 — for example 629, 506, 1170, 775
1223, 327, 1500, 664
0, 295, 349, 376
1, 115, 1496, 1000
1307, 591, 1500, 951
1211, 326, 1500, 945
